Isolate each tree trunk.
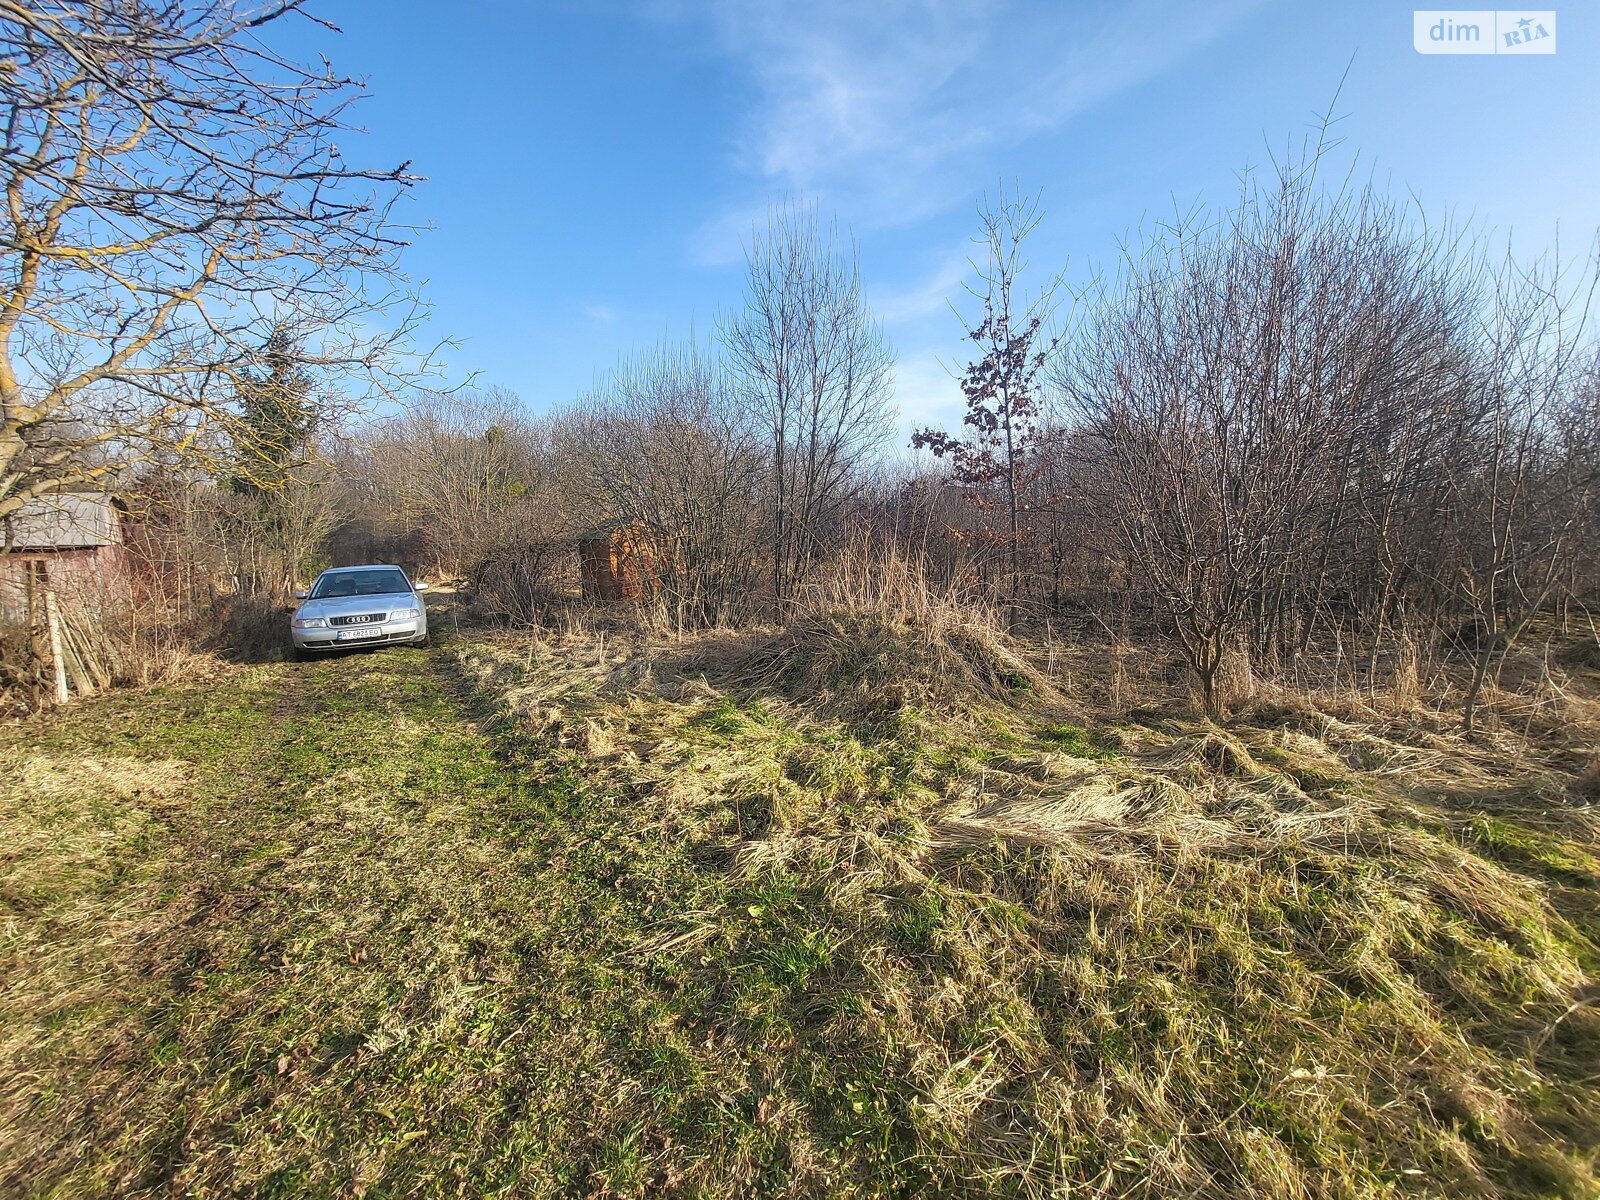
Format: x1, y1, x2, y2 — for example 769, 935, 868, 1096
1462, 634, 1500, 734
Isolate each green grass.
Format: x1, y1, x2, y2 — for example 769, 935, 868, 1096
2, 632, 1598, 1198
1036, 719, 1124, 760
0, 649, 703, 1195
1465, 815, 1600, 890
1252, 742, 1359, 794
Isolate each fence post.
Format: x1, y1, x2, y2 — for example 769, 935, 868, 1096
44, 590, 70, 705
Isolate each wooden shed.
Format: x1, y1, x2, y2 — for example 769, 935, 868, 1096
1, 493, 130, 623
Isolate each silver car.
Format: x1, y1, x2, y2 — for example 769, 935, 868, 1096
290, 565, 430, 658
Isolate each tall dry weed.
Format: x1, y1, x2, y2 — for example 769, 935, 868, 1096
793, 535, 999, 635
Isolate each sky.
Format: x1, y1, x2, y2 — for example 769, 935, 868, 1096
279, 1, 1599, 440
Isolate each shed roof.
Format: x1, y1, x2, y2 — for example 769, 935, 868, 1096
3, 494, 123, 550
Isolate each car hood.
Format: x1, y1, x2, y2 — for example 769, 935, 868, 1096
295, 593, 417, 620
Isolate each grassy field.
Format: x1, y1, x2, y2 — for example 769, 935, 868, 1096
2, 622, 1598, 1197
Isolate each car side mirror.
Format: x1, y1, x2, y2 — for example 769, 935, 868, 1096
294, 589, 308, 600
415, 581, 430, 592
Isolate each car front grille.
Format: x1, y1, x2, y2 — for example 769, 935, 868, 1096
330, 613, 385, 626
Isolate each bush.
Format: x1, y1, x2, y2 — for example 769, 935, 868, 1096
468, 540, 572, 626
209, 592, 292, 662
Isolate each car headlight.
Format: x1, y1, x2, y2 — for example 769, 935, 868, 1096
390, 607, 420, 620
292, 616, 328, 628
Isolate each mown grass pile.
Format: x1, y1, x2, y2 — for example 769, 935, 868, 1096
726, 540, 1053, 722
1, 608, 1597, 1197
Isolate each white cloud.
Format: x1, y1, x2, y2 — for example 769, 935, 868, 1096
889, 347, 965, 443
869, 249, 973, 325
584, 303, 618, 323
684, 199, 776, 268
669, 0, 1268, 260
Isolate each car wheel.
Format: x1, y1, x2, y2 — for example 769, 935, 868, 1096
413, 633, 431, 650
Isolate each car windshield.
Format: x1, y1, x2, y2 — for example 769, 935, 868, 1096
309, 569, 412, 599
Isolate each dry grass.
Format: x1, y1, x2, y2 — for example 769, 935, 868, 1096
2, 589, 237, 717
442, 620, 1600, 1198
207, 591, 294, 662
3, 599, 1598, 1197
793, 537, 996, 628
727, 542, 1055, 721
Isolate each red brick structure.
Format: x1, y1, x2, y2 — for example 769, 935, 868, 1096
577, 524, 648, 602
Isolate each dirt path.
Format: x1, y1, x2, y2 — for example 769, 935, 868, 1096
0, 645, 654, 1197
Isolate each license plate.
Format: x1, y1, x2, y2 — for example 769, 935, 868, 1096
336, 626, 383, 641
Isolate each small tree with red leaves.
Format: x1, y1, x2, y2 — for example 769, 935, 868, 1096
912, 193, 1055, 614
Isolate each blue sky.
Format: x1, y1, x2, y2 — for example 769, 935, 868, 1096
285, 1, 1598, 437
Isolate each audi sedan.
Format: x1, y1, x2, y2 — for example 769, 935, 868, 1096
289, 565, 430, 658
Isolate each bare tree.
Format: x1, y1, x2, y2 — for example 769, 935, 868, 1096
723, 202, 893, 605
353, 388, 553, 582
1062, 153, 1480, 717
1552, 367, 1600, 619
0, 0, 420, 518
1451, 249, 1599, 732
558, 341, 766, 626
